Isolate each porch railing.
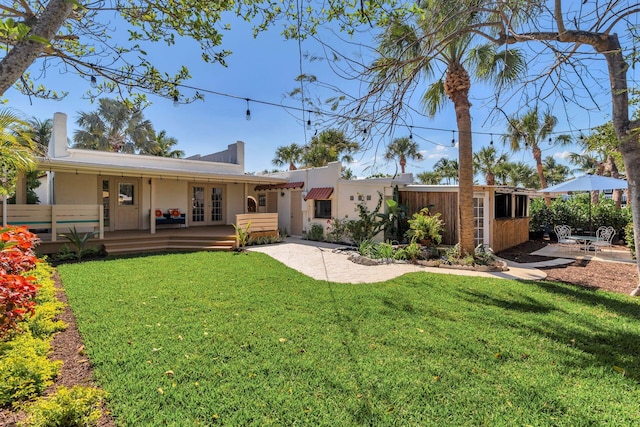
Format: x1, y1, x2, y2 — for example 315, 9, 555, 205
0, 204, 104, 242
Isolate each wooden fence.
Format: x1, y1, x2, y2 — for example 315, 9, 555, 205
492, 217, 529, 252
399, 191, 458, 245
0, 205, 104, 241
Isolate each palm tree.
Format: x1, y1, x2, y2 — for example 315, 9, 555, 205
384, 136, 423, 174
25, 117, 52, 147
149, 130, 184, 158
416, 171, 442, 185
0, 109, 39, 224
542, 156, 570, 187
374, 6, 524, 254
272, 143, 304, 170
73, 98, 154, 153
432, 158, 459, 184
503, 107, 571, 201
306, 129, 359, 167
473, 146, 508, 185
498, 162, 538, 188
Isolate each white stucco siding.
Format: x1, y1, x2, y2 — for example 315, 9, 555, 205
225, 183, 245, 225
154, 180, 188, 212
54, 172, 98, 204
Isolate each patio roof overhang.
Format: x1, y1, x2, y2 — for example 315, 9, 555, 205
37, 157, 287, 186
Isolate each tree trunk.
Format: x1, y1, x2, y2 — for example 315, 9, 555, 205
497, 11, 640, 293
532, 145, 550, 205
0, 0, 75, 96
445, 62, 474, 255
400, 155, 407, 174
607, 155, 622, 209
599, 34, 640, 295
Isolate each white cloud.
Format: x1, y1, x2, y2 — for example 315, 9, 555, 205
554, 150, 573, 160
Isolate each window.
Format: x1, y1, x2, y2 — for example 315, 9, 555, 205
514, 195, 528, 218
314, 200, 332, 219
495, 193, 512, 219
258, 194, 266, 207
118, 183, 134, 206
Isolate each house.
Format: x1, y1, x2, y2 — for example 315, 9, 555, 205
253, 162, 535, 252
4, 112, 285, 246
4, 112, 533, 254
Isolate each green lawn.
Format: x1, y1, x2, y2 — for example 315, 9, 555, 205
57, 251, 640, 426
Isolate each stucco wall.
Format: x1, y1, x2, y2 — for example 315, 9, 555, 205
226, 183, 245, 225
54, 172, 98, 204
155, 180, 188, 212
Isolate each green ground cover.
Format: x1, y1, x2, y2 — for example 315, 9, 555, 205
57, 252, 640, 426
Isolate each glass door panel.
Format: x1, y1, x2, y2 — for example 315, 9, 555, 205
191, 186, 205, 224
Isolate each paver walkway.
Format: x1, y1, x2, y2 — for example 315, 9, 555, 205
250, 237, 549, 284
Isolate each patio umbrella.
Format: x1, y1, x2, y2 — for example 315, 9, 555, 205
538, 174, 628, 233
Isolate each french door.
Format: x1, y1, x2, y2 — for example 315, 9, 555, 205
190, 185, 224, 225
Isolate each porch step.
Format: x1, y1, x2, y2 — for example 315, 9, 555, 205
103, 235, 237, 255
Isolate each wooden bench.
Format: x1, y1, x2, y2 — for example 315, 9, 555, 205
155, 211, 186, 227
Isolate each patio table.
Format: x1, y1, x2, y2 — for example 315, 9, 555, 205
567, 235, 599, 252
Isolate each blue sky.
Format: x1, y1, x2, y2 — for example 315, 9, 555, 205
4, 12, 632, 179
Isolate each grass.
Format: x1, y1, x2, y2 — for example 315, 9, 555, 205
57, 251, 640, 426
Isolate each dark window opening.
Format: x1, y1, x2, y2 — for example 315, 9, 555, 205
514, 195, 528, 218
314, 200, 332, 219
495, 193, 512, 219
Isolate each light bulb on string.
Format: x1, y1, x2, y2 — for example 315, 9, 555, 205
409, 126, 413, 140
245, 98, 251, 121
173, 95, 179, 107
90, 75, 97, 88
489, 134, 493, 145
451, 131, 456, 147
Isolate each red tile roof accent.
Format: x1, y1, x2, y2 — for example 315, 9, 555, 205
254, 181, 304, 191
304, 187, 334, 200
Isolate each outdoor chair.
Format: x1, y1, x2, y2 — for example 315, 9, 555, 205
554, 225, 577, 252
592, 226, 616, 256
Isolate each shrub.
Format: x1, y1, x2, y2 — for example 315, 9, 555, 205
325, 217, 351, 244
394, 241, 422, 262
0, 274, 38, 338
0, 334, 61, 406
625, 222, 636, 259
306, 223, 324, 242
529, 198, 552, 234
405, 208, 444, 245
58, 227, 98, 261
346, 193, 385, 246
20, 386, 106, 427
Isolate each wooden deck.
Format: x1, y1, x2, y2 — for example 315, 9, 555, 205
36, 225, 238, 256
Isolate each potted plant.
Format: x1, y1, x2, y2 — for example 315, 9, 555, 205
405, 208, 444, 246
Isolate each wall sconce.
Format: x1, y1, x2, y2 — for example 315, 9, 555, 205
280, 192, 285, 197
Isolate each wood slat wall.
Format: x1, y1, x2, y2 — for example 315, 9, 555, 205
399, 191, 458, 245
492, 218, 530, 252
236, 213, 279, 233
0, 205, 103, 241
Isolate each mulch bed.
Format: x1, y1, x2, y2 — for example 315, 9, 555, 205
497, 239, 639, 295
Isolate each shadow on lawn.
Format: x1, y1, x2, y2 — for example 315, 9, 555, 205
461, 280, 640, 382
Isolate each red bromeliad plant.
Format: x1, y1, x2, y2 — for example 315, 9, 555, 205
0, 226, 41, 338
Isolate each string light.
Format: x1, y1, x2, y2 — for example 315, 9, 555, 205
90, 75, 97, 88
245, 98, 251, 121
409, 126, 413, 140
451, 131, 455, 147
173, 95, 179, 107
489, 133, 493, 145
83, 63, 607, 145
